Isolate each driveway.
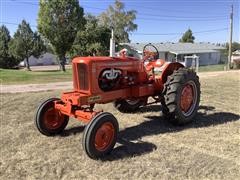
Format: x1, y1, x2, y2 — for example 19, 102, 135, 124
29, 65, 72, 71
1, 81, 73, 93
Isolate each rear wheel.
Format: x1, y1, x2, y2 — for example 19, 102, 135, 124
82, 112, 119, 159
114, 99, 145, 113
35, 98, 69, 136
162, 68, 200, 125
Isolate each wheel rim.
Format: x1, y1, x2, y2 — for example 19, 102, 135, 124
180, 81, 197, 116
126, 99, 140, 105
43, 107, 65, 130
94, 122, 115, 151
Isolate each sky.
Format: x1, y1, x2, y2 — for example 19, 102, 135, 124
0, 0, 239, 43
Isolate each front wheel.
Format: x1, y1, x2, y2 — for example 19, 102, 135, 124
82, 112, 119, 159
35, 98, 69, 136
162, 68, 200, 125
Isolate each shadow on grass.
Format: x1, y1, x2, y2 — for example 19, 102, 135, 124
60, 105, 239, 161
61, 126, 85, 137
103, 105, 239, 161
116, 105, 239, 142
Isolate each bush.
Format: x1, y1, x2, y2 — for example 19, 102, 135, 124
0, 56, 20, 69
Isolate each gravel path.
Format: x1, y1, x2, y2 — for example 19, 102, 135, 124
1, 70, 239, 93
1, 81, 73, 93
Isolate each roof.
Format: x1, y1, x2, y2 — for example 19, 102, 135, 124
169, 49, 219, 54
122, 42, 225, 54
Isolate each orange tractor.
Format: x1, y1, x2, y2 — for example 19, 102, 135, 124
35, 44, 200, 159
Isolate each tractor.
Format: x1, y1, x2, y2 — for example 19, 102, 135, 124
35, 44, 200, 159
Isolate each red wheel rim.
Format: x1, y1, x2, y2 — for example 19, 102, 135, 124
94, 122, 115, 151
180, 81, 197, 116
43, 107, 65, 130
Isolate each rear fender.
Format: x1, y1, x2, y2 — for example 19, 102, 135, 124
161, 62, 184, 83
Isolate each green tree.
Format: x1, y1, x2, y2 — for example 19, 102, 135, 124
0, 25, 13, 68
38, 0, 85, 71
9, 20, 45, 70
71, 14, 111, 56
0, 25, 10, 58
179, 28, 195, 43
99, 0, 137, 43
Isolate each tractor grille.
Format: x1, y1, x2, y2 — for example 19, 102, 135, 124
73, 63, 89, 91
78, 63, 89, 90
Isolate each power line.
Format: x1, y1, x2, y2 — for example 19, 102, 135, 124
6, 1, 229, 21
136, 12, 227, 19
126, 3, 228, 15
131, 28, 228, 36
8, 0, 38, 6
1, 21, 227, 36
136, 17, 228, 22
82, 5, 228, 20
0, 21, 37, 28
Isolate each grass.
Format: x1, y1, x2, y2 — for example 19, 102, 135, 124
0, 68, 72, 85
0, 71, 239, 179
0, 64, 234, 85
198, 64, 226, 72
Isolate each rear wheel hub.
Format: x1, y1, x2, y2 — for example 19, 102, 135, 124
180, 81, 197, 116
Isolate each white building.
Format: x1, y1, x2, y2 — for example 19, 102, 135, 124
20, 53, 58, 66
122, 42, 224, 66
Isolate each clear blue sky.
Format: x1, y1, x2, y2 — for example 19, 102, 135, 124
0, 0, 239, 43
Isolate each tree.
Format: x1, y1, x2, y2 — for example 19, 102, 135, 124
38, 0, 85, 71
0, 25, 10, 58
70, 14, 111, 56
179, 28, 195, 43
0, 25, 13, 68
99, 0, 137, 43
9, 20, 45, 70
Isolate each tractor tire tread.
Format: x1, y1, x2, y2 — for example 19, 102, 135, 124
162, 68, 200, 125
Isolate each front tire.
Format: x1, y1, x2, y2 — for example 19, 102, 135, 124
162, 68, 200, 125
82, 112, 119, 159
35, 98, 69, 136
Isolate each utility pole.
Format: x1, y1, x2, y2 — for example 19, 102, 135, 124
228, 5, 233, 70
110, 28, 115, 57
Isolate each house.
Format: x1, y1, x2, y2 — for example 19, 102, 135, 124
121, 42, 224, 66
19, 53, 58, 66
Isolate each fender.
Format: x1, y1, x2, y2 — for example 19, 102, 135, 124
161, 62, 184, 83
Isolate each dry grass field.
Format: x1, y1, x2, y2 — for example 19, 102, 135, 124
0, 71, 239, 179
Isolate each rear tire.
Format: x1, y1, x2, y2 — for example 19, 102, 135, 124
162, 68, 200, 125
114, 99, 145, 113
35, 98, 69, 136
82, 112, 119, 159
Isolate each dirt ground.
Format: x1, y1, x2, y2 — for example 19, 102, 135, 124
25, 65, 72, 71
0, 71, 239, 179
0, 81, 73, 93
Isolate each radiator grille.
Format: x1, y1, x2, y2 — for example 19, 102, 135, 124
72, 63, 89, 91
78, 63, 89, 90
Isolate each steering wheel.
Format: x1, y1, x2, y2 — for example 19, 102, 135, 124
143, 43, 159, 61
